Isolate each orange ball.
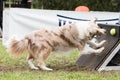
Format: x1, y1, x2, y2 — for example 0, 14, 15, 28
75, 6, 90, 12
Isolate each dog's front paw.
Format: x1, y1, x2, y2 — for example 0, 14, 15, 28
98, 47, 105, 53
101, 40, 106, 44
98, 40, 106, 47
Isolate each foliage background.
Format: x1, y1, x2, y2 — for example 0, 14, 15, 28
32, 0, 120, 12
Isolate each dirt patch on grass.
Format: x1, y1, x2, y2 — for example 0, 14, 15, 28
0, 64, 92, 72
49, 64, 92, 71
0, 65, 29, 72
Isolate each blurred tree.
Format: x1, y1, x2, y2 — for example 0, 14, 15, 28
31, 0, 120, 12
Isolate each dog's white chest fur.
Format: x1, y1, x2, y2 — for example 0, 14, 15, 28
75, 22, 89, 39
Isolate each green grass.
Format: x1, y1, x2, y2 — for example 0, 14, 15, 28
0, 40, 120, 80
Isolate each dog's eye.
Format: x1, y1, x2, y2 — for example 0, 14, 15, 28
89, 32, 92, 36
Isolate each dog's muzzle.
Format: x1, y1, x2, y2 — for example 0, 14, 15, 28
97, 28, 106, 36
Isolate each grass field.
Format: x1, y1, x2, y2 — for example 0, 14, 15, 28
0, 40, 120, 80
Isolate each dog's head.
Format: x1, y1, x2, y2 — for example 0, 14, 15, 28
86, 18, 106, 40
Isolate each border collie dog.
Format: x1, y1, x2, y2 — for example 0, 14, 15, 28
7, 19, 106, 71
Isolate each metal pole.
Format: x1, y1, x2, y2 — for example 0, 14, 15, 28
9, 0, 11, 8
3, 1, 5, 10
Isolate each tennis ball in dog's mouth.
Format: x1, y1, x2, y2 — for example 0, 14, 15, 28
110, 28, 116, 36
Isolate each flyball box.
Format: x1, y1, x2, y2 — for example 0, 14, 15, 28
99, 24, 120, 38
76, 24, 120, 71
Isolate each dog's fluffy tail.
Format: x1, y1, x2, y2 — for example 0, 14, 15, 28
7, 36, 28, 57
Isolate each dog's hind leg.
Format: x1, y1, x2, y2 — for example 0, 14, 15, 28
27, 54, 39, 70
37, 48, 53, 71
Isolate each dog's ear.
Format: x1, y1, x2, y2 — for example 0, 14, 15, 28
91, 17, 97, 23
89, 17, 99, 28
